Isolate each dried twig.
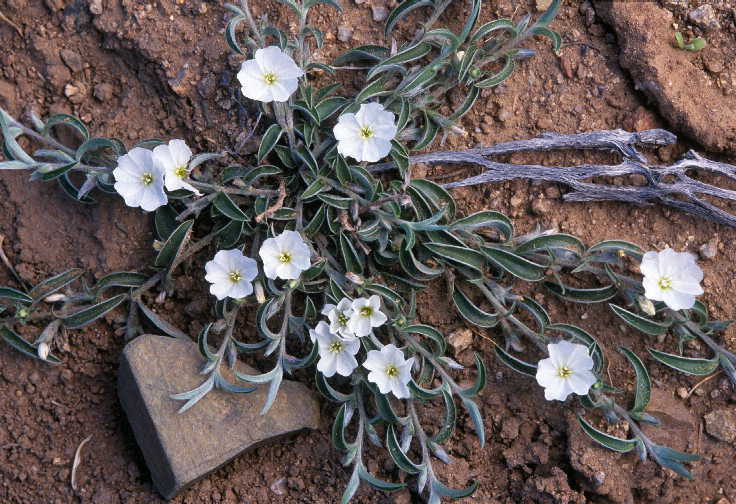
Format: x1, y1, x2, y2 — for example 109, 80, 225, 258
370, 129, 736, 228
0, 234, 28, 290
0, 9, 22, 36
255, 179, 287, 223
70, 434, 93, 491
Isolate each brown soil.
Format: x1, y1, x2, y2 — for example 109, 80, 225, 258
0, 1, 735, 503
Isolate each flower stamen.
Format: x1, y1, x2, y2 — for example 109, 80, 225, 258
360, 306, 373, 317
328, 341, 344, 354
358, 126, 374, 139
228, 270, 242, 283
658, 276, 672, 290
141, 173, 154, 186
556, 365, 572, 379
278, 251, 292, 264
385, 364, 399, 378
263, 72, 278, 85
174, 165, 188, 179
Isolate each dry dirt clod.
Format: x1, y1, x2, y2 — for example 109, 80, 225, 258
704, 410, 736, 443
448, 328, 473, 354
699, 237, 718, 260
337, 25, 353, 42
536, 0, 552, 12
687, 4, 721, 32
371, 4, 388, 22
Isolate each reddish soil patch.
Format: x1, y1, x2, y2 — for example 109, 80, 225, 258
0, 1, 735, 503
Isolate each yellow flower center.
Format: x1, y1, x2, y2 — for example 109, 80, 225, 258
359, 126, 374, 139
385, 364, 399, 378
174, 165, 188, 179
228, 270, 242, 283
658, 277, 672, 290
329, 341, 344, 354
141, 173, 154, 186
556, 365, 572, 379
338, 313, 349, 326
360, 306, 373, 317
263, 72, 278, 85
278, 251, 292, 264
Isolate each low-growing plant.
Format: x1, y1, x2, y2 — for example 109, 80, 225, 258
0, 0, 731, 500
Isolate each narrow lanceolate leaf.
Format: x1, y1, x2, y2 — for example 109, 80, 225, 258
154, 220, 194, 269
649, 443, 699, 479
586, 239, 643, 259
213, 192, 248, 221
545, 282, 618, 303
154, 205, 179, 240
410, 178, 456, 220
0, 326, 62, 363
367, 42, 432, 80
578, 416, 638, 453
452, 288, 497, 328
647, 348, 720, 376
515, 233, 585, 255
618, 346, 651, 413
431, 388, 457, 443
257, 124, 283, 162
450, 210, 512, 240
474, 55, 515, 88
0, 287, 32, 304
401, 324, 446, 356
459, 354, 487, 397
610, 304, 671, 336
30, 268, 84, 300
339, 232, 364, 274
61, 294, 127, 329
481, 245, 546, 281
94, 272, 148, 294
387, 425, 423, 474
424, 243, 485, 273
431, 479, 479, 499
42, 113, 90, 140
385, 0, 433, 36
495, 345, 537, 377
535, 0, 560, 28
137, 301, 189, 340
358, 466, 405, 491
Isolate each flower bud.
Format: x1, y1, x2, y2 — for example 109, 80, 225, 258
254, 280, 266, 304
153, 240, 164, 251
638, 296, 656, 316
454, 50, 466, 62
345, 272, 364, 285
43, 293, 67, 303
37, 342, 50, 361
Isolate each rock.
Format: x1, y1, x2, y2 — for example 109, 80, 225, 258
531, 197, 551, 216
704, 410, 736, 443
0, 80, 15, 108
371, 4, 388, 22
45, 63, 71, 90
60, 49, 83, 73
688, 5, 720, 32
337, 25, 353, 42
699, 237, 718, 260
448, 328, 473, 354
536, 0, 553, 12
93, 83, 114, 102
89, 0, 102, 15
118, 334, 320, 499
64, 82, 86, 104
641, 388, 696, 452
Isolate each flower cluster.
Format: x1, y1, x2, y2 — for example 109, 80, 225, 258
113, 139, 197, 212
204, 230, 311, 300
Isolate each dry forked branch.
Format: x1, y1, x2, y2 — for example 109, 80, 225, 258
371, 129, 736, 228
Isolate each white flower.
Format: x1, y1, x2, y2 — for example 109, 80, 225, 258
237, 46, 304, 103
333, 102, 397, 162
204, 249, 258, 300
152, 139, 201, 195
363, 344, 414, 399
348, 295, 387, 337
113, 147, 167, 212
258, 230, 311, 280
535, 340, 596, 402
322, 298, 355, 338
640, 248, 704, 311
312, 321, 360, 378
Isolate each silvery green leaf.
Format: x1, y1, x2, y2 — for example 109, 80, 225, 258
316, 370, 353, 402
481, 245, 546, 281
430, 477, 478, 499
331, 403, 353, 451
450, 210, 512, 240
424, 242, 486, 273
197, 323, 216, 361
647, 348, 720, 376
41, 113, 90, 140
260, 364, 283, 414
300, 178, 329, 200
610, 304, 671, 336
495, 345, 537, 376
30, 268, 84, 300
387, 425, 423, 474
213, 192, 248, 221
401, 324, 446, 356
384, 0, 433, 37
397, 65, 438, 98
189, 152, 223, 170
618, 346, 651, 413
474, 55, 515, 88
649, 443, 698, 479
154, 205, 179, 240
459, 354, 487, 398
61, 294, 126, 329
358, 465, 405, 491
578, 416, 638, 453
315, 96, 347, 123
30, 161, 79, 181
257, 124, 283, 163
530, 26, 562, 52
0, 112, 34, 164
534, 0, 560, 28
170, 375, 215, 413
545, 281, 618, 303
469, 18, 515, 44
293, 144, 319, 173
410, 178, 456, 219
333, 45, 388, 66
452, 287, 498, 327
431, 388, 457, 443
226, 15, 247, 54
137, 301, 189, 339
214, 373, 257, 394
58, 173, 96, 204
75, 137, 120, 161
447, 86, 480, 121
317, 193, 352, 209
0, 160, 31, 169
340, 465, 360, 504
0, 286, 33, 304
458, 0, 481, 45
413, 110, 439, 150
517, 296, 550, 332
355, 76, 391, 103
585, 239, 643, 261
154, 220, 193, 269
516, 233, 585, 255
94, 272, 147, 294
0, 326, 62, 363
